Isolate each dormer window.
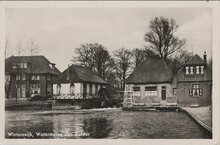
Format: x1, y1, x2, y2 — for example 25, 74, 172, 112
12, 63, 16, 68
185, 66, 189, 75
23, 63, 27, 68
190, 67, 194, 75
49, 63, 55, 69
196, 66, 200, 74
201, 66, 204, 74
12, 63, 27, 69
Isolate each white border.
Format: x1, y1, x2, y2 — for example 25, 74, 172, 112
0, 1, 219, 145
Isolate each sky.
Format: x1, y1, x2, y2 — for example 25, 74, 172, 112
5, 8, 212, 72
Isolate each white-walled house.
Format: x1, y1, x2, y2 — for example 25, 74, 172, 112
52, 64, 108, 99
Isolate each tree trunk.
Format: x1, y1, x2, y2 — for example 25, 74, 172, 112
123, 70, 126, 90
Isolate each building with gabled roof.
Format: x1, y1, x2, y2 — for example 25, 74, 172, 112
124, 58, 175, 107
52, 64, 109, 109
174, 52, 212, 106
5, 55, 61, 100
123, 51, 212, 108
52, 64, 108, 98
53, 64, 108, 84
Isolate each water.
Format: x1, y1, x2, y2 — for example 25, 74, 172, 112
5, 108, 210, 139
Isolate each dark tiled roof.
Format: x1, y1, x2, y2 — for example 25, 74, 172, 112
53, 64, 108, 84
185, 54, 205, 65
176, 54, 212, 82
176, 65, 212, 82
5, 55, 61, 75
126, 58, 173, 84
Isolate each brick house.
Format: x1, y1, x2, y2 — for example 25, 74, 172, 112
124, 58, 175, 107
5, 55, 61, 101
174, 52, 212, 107
123, 52, 212, 108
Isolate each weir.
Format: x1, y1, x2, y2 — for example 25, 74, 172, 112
51, 93, 106, 110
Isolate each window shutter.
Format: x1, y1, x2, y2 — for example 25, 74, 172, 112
189, 89, 192, 96
199, 89, 203, 96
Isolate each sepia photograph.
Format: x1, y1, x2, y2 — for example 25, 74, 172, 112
0, 2, 219, 144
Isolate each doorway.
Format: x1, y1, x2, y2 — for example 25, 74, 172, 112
161, 86, 166, 100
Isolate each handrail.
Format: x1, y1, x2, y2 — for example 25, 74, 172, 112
51, 93, 102, 100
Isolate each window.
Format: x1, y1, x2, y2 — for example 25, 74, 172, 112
189, 84, 203, 96
173, 88, 177, 95
201, 66, 204, 74
190, 67, 194, 74
57, 84, 61, 95
21, 74, 26, 80
185, 66, 189, 75
47, 84, 52, 95
89, 84, 92, 94
95, 84, 98, 93
23, 63, 27, 68
30, 84, 41, 94
133, 86, 141, 97
12, 63, 27, 69
196, 66, 200, 74
12, 63, 17, 68
125, 85, 132, 91
16, 75, 21, 80
16, 84, 21, 98
21, 84, 26, 98
49, 64, 55, 69
145, 86, 157, 97
31, 75, 40, 80
70, 83, 75, 94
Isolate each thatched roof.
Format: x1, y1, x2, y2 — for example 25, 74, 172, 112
126, 58, 173, 84
53, 64, 108, 84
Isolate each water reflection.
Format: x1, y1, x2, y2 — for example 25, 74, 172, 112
5, 109, 211, 139
83, 117, 113, 138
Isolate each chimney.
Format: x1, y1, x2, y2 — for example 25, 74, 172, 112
66, 65, 70, 80
203, 51, 207, 64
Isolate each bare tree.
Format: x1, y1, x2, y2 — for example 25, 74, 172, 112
132, 47, 161, 69
27, 38, 39, 56
144, 17, 185, 61
72, 43, 96, 70
26, 38, 40, 101
167, 49, 192, 74
72, 43, 113, 80
16, 41, 24, 56
5, 39, 10, 59
132, 48, 146, 68
14, 40, 26, 102
113, 48, 133, 89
